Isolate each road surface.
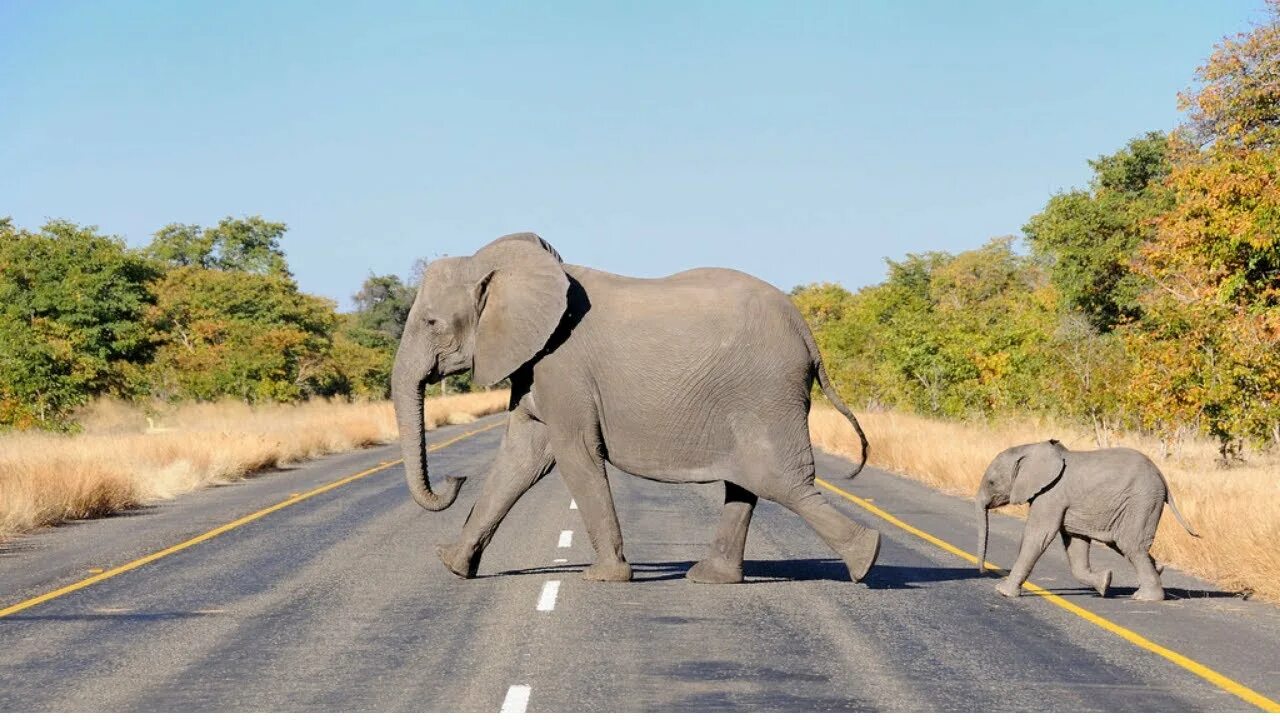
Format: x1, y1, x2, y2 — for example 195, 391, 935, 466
2, 416, 1278, 711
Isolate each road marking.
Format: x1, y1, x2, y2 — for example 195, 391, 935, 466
569, 498, 577, 510
536, 580, 560, 612
816, 476, 1280, 713
0, 420, 506, 620
553, 558, 568, 563
502, 684, 531, 712
557, 530, 573, 548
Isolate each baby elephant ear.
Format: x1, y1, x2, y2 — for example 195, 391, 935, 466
470, 233, 569, 387
1010, 442, 1066, 505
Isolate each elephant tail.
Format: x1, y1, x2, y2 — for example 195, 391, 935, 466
1164, 485, 1201, 538
815, 360, 869, 478
808, 350, 869, 479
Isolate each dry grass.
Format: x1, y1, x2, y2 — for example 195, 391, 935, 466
811, 405, 1280, 603
0, 390, 509, 540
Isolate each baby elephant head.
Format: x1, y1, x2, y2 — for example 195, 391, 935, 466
974, 440, 1067, 573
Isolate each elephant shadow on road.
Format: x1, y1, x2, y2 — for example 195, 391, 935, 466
1030, 583, 1244, 602
494, 559, 978, 586
492, 561, 1241, 599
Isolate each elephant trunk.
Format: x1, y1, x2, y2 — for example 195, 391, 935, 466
975, 488, 991, 574
392, 343, 463, 511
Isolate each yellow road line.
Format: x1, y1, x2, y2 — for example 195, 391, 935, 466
816, 477, 1280, 713
0, 420, 505, 620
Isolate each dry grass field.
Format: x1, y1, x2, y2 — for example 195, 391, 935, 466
810, 405, 1280, 604
0, 390, 509, 540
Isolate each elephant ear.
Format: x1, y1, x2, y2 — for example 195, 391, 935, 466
470, 233, 569, 386
1009, 441, 1066, 505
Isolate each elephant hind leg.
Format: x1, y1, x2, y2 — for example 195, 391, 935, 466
1118, 542, 1165, 601
1062, 531, 1110, 597
764, 482, 879, 582
687, 481, 758, 584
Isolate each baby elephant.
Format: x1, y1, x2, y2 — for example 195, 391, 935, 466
975, 440, 1198, 601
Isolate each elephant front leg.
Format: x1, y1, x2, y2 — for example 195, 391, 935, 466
687, 482, 758, 584
438, 409, 555, 578
995, 502, 1064, 598
553, 432, 631, 582
1061, 531, 1110, 597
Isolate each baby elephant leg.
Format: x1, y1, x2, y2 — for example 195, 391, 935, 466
1119, 542, 1166, 601
995, 503, 1063, 598
1061, 531, 1110, 597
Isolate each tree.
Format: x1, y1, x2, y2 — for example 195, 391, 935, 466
1180, 1, 1280, 151
1127, 3, 1280, 455
318, 317, 397, 400
793, 238, 1058, 420
352, 273, 415, 339
0, 219, 159, 429
1023, 132, 1174, 331
147, 266, 336, 403
147, 216, 291, 276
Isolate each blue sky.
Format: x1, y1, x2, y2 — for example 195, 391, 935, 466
0, 1, 1267, 309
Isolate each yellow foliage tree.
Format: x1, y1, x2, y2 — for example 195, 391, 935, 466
1127, 3, 1280, 455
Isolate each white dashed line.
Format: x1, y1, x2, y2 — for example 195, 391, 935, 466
536, 580, 561, 612
569, 498, 577, 509
553, 558, 568, 563
557, 530, 573, 548
502, 684, 530, 712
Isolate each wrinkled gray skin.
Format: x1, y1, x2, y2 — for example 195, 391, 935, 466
393, 233, 878, 584
975, 440, 1199, 601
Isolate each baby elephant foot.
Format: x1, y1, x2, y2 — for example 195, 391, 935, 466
686, 558, 744, 584
1093, 570, 1112, 598
582, 559, 632, 582
838, 526, 881, 582
437, 543, 479, 579
995, 579, 1022, 598
1133, 586, 1165, 602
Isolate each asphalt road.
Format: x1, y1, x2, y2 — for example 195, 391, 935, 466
2, 416, 1278, 711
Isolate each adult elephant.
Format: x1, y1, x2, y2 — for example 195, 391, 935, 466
393, 232, 876, 584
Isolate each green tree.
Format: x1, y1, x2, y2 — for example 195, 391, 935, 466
352, 273, 415, 338
317, 317, 397, 400
793, 238, 1057, 420
0, 219, 160, 429
1023, 132, 1174, 331
147, 266, 336, 403
147, 216, 290, 276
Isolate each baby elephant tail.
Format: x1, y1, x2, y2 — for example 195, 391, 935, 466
1165, 487, 1201, 538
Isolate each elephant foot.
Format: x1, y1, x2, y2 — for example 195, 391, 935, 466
1094, 570, 1112, 598
1133, 586, 1165, 602
686, 558, 744, 584
995, 579, 1021, 598
837, 526, 881, 582
437, 543, 479, 579
582, 559, 632, 582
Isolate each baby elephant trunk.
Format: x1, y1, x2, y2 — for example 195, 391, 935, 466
975, 490, 991, 574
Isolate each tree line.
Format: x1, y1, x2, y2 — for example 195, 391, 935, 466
0, 215, 471, 431
793, 8, 1280, 459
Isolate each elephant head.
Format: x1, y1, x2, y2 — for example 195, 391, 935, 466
974, 440, 1066, 573
392, 233, 568, 510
